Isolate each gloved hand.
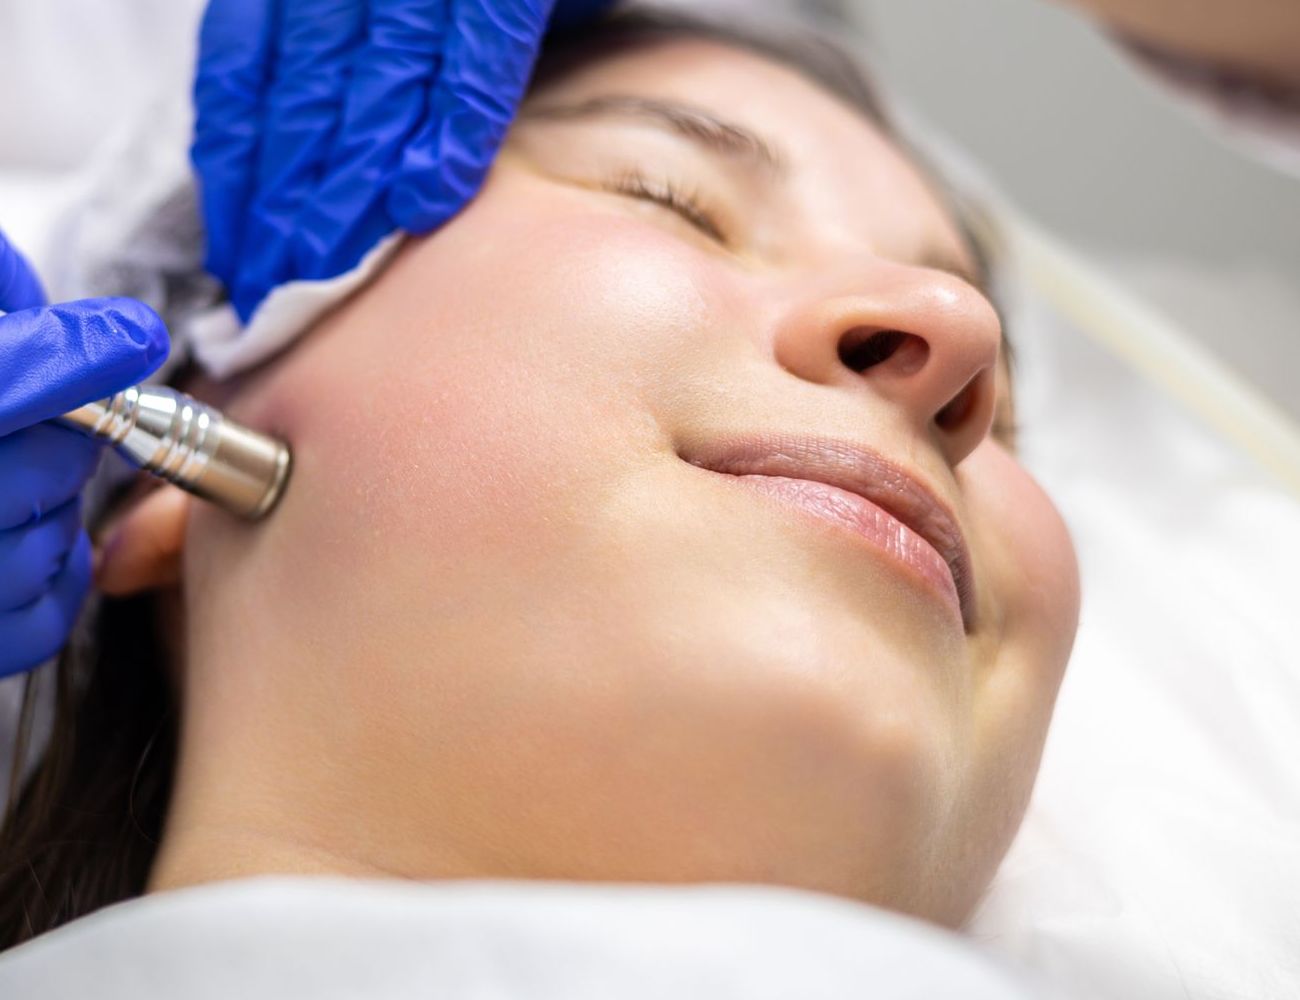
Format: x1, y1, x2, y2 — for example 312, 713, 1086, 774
0, 230, 170, 678
193, 0, 615, 321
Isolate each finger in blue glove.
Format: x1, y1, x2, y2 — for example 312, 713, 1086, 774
232, 0, 368, 316
0, 301, 171, 438
0, 532, 94, 679
192, 0, 615, 323
386, 0, 558, 233
290, 0, 446, 284
0, 229, 171, 676
191, 0, 279, 290
0, 228, 47, 313
0, 492, 87, 610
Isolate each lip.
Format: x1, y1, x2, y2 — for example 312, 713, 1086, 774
681, 433, 976, 632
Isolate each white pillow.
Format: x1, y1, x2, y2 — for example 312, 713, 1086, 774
964, 210, 1300, 999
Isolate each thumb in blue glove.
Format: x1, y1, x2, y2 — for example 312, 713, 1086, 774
192, 0, 616, 323
0, 229, 170, 678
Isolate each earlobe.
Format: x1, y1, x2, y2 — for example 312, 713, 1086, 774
93, 485, 191, 596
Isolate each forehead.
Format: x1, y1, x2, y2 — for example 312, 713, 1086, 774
525, 35, 971, 268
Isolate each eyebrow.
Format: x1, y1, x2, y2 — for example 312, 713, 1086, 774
522, 95, 993, 303
522, 95, 787, 177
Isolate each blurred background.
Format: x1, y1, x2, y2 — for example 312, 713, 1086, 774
852, 0, 1300, 423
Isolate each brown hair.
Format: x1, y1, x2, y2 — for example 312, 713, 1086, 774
0, 7, 1007, 950
0, 582, 174, 946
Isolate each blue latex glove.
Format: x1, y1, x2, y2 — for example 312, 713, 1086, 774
193, 0, 615, 321
0, 230, 170, 678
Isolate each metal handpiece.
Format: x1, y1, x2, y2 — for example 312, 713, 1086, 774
58, 385, 291, 520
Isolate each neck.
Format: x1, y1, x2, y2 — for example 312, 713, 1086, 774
146, 707, 496, 895
146, 822, 397, 893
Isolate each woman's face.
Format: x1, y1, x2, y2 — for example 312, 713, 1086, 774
183, 36, 1079, 927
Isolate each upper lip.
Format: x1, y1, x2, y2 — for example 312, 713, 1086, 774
681, 432, 976, 631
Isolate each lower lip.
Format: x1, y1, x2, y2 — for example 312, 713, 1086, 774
724, 474, 962, 623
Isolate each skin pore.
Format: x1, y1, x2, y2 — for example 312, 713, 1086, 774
98, 35, 1080, 930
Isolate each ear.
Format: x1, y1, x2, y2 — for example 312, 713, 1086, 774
93, 484, 192, 596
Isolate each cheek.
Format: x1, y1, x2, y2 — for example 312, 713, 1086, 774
921, 444, 1081, 916
217, 179, 738, 646
964, 442, 1081, 671
960, 443, 1081, 779
961, 441, 1080, 813
346, 189, 719, 533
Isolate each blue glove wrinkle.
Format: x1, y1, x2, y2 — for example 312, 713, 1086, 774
234, 0, 368, 318
195, 0, 614, 318
291, 0, 449, 280
0, 229, 48, 313
0, 497, 84, 609
0, 298, 169, 437
192, 0, 280, 285
387, 0, 555, 232
0, 426, 101, 531
369, 0, 446, 53
0, 260, 169, 675
0, 532, 92, 678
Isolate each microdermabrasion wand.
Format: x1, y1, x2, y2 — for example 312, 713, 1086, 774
57, 385, 291, 520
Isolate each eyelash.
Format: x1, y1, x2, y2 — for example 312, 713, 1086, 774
603, 167, 1023, 447
606, 168, 730, 246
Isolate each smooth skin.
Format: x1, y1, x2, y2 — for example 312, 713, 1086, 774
101, 37, 1080, 930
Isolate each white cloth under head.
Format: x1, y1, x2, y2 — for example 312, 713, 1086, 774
0, 876, 1044, 1000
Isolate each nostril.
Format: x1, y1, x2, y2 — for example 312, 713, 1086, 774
935, 376, 980, 431
839, 329, 903, 370
838, 328, 927, 374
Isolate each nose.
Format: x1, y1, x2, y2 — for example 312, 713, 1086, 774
770, 256, 1003, 467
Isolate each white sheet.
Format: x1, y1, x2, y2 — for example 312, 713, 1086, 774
0, 877, 1042, 999
2, 3, 1299, 997
968, 235, 1300, 997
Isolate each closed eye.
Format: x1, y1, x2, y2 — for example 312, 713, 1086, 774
605, 168, 730, 246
